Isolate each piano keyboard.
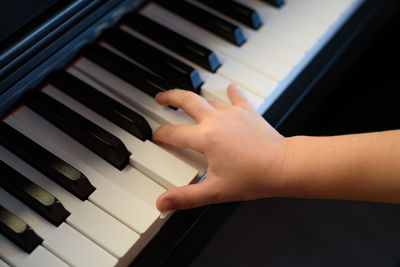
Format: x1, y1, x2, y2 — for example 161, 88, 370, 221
0, 0, 365, 266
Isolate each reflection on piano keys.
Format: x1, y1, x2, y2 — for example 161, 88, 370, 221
0, 0, 366, 266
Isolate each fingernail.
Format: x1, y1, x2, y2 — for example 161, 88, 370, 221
160, 199, 174, 212
160, 210, 173, 219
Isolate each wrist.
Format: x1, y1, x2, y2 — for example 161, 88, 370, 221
277, 135, 316, 199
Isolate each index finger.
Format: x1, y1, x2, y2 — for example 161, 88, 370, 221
156, 90, 214, 122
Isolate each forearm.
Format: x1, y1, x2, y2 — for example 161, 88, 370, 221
282, 130, 400, 204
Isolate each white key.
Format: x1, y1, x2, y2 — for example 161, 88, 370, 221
186, 0, 304, 67
120, 25, 269, 104
5, 115, 160, 234
67, 68, 209, 174
42, 84, 199, 188
0, 235, 68, 267
142, 3, 292, 82
284, 0, 339, 26
304, 0, 353, 15
68, 67, 162, 132
0, 146, 139, 259
0, 188, 117, 267
73, 57, 195, 126
235, 0, 319, 51
217, 59, 276, 100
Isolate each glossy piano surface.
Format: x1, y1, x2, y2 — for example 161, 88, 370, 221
1, 0, 399, 266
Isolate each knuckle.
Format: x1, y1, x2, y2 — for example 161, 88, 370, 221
181, 90, 197, 100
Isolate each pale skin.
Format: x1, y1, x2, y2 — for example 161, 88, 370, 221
152, 85, 400, 213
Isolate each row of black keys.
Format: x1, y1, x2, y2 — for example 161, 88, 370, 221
103, 0, 283, 91
0, 68, 152, 254
0, 0, 285, 254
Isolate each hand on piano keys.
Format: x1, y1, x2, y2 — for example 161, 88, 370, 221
0, 0, 366, 266
153, 86, 287, 212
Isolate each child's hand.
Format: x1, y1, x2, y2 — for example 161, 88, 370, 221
153, 85, 289, 212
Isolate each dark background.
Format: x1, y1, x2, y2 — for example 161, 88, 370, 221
188, 4, 400, 267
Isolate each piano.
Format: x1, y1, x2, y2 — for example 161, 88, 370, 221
1, 0, 398, 266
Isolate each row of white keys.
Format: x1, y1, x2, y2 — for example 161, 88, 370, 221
67, 67, 209, 175
234, 0, 325, 46
284, 0, 359, 28
283, 0, 341, 26
0, 145, 139, 259
73, 58, 195, 126
100, 39, 262, 108
187, 0, 305, 68
141, 3, 291, 82
119, 25, 268, 105
0, 235, 67, 267
42, 84, 198, 189
299, 0, 354, 15
70, 60, 204, 181
0, 187, 117, 266
5, 114, 160, 235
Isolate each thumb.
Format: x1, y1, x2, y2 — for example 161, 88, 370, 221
156, 179, 219, 212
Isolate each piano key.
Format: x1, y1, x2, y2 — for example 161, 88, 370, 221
67, 67, 209, 175
120, 25, 268, 106
195, 0, 263, 29
5, 115, 161, 234
263, 0, 285, 8
104, 28, 203, 94
0, 204, 43, 253
67, 66, 162, 132
44, 84, 200, 189
0, 146, 140, 259
0, 161, 70, 226
25, 90, 131, 171
51, 70, 152, 141
0, 188, 118, 267
73, 58, 196, 126
0, 235, 68, 267
84, 44, 176, 98
142, 3, 292, 82
123, 13, 221, 72
187, 0, 304, 68
102, 37, 268, 108
155, 0, 246, 46
309, 0, 354, 15
284, 0, 338, 26
0, 120, 95, 200
235, 0, 321, 50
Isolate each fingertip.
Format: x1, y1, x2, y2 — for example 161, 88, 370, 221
227, 84, 239, 94
227, 84, 251, 109
156, 192, 175, 213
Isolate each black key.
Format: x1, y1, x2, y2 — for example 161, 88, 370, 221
0, 161, 70, 226
155, 0, 246, 46
104, 29, 203, 94
124, 13, 221, 72
84, 44, 176, 98
196, 0, 263, 29
0, 121, 95, 200
263, 0, 285, 8
51, 71, 152, 141
0, 205, 43, 253
25, 90, 131, 170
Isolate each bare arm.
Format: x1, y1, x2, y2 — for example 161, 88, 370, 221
153, 86, 400, 212
284, 131, 400, 204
